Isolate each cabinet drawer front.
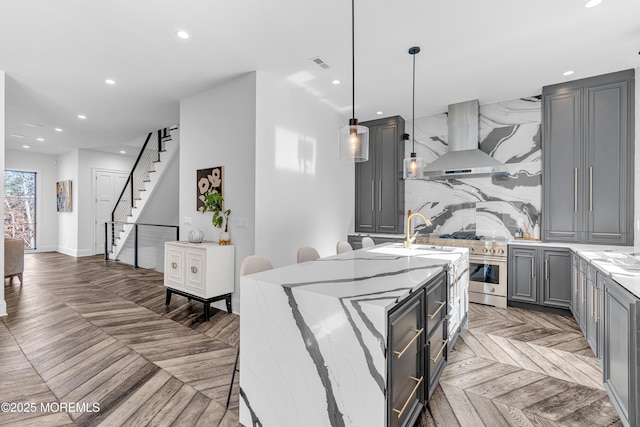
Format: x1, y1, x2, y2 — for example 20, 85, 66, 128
185, 251, 206, 296
427, 320, 448, 396
426, 275, 447, 336
165, 248, 184, 286
388, 290, 424, 427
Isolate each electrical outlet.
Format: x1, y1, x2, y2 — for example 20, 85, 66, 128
184, 217, 192, 225
237, 218, 249, 228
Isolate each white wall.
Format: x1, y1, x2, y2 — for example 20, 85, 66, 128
254, 71, 353, 267
1, 70, 6, 317
77, 149, 134, 256
180, 73, 257, 312
56, 150, 79, 256
5, 149, 59, 251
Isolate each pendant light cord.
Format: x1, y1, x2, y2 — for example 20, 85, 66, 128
351, 0, 355, 120
412, 51, 416, 153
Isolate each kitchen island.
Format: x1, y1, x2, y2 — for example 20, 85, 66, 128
239, 244, 468, 427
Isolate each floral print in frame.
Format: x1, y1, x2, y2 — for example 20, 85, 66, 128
196, 166, 224, 212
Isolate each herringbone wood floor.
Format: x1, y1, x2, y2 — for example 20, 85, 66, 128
1, 253, 622, 426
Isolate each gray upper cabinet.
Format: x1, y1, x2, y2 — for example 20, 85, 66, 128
355, 116, 405, 234
542, 88, 582, 242
542, 69, 634, 245
508, 245, 571, 310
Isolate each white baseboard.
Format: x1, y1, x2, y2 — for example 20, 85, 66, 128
0, 299, 7, 317
56, 246, 77, 256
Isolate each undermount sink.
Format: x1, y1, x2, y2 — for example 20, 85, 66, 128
367, 243, 458, 258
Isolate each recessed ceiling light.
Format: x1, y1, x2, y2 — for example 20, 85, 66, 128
25, 122, 43, 128
77, 114, 86, 120
37, 138, 44, 142
176, 30, 189, 39
376, 111, 383, 115
563, 70, 575, 76
332, 79, 340, 85
54, 128, 63, 132
105, 79, 116, 85
120, 150, 126, 154
23, 145, 30, 149
585, 0, 602, 7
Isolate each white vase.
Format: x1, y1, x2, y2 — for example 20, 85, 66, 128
188, 227, 204, 243
218, 231, 231, 245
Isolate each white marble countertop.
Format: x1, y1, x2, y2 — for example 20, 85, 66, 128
242, 244, 467, 311
239, 243, 468, 427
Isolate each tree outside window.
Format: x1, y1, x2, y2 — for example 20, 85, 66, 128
4, 170, 37, 249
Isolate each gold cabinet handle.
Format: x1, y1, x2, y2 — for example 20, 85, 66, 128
430, 339, 448, 363
378, 180, 382, 211
394, 328, 423, 359
582, 277, 586, 304
171, 262, 177, 269
574, 270, 578, 293
393, 376, 423, 419
596, 289, 600, 321
428, 301, 446, 320
591, 286, 595, 317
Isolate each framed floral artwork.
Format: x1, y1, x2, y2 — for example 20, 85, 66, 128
197, 166, 224, 212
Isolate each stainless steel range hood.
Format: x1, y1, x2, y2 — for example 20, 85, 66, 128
422, 100, 507, 179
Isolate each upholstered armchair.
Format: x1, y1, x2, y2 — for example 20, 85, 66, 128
4, 237, 24, 284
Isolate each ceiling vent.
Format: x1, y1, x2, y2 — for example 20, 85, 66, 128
310, 57, 330, 69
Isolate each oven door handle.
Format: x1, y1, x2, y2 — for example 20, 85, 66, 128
469, 256, 507, 264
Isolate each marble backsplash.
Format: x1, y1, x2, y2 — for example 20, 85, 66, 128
406, 96, 542, 239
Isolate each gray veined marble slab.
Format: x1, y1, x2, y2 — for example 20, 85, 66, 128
239, 245, 468, 427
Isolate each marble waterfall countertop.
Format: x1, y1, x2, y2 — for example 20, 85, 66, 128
239, 244, 467, 427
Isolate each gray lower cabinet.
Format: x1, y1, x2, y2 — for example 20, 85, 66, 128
388, 289, 424, 427
386, 270, 448, 427
602, 274, 638, 427
355, 116, 405, 234
508, 245, 571, 310
542, 69, 634, 245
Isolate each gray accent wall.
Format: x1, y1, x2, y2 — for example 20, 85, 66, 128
406, 97, 542, 239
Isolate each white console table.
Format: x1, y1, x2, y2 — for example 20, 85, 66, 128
164, 241, 235, 320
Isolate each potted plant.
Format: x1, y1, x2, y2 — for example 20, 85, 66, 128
202, 191, 231, 245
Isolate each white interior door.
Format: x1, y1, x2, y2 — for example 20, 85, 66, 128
94, 169, 129, 255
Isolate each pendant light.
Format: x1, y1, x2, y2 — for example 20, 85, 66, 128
339, 0, 369, 162
403, 46, 424, 179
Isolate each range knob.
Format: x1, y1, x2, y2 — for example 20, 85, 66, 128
491, 287, 496, 293
469, 247, 475, 253
498, 249, 505, 255
482, 247, 488, 253
490, 248, 496, 254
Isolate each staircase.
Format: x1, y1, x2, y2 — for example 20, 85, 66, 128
107, 126, 179, 261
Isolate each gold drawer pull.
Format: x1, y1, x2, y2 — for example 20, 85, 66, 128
393, 376, 423, 419
428, 301, 446, 320
393, 328, 423, 359
430, 339, 448, 364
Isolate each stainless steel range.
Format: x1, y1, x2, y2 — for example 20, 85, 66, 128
418, 233, 508, 309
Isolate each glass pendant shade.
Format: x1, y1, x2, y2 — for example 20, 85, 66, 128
403, 152, 424, 179
339, 119, 369, 162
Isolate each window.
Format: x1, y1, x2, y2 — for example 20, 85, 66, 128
4, 170, 37, 249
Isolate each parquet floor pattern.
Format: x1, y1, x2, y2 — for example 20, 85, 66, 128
0, 252, 622, 426
420, 303, 622, 427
